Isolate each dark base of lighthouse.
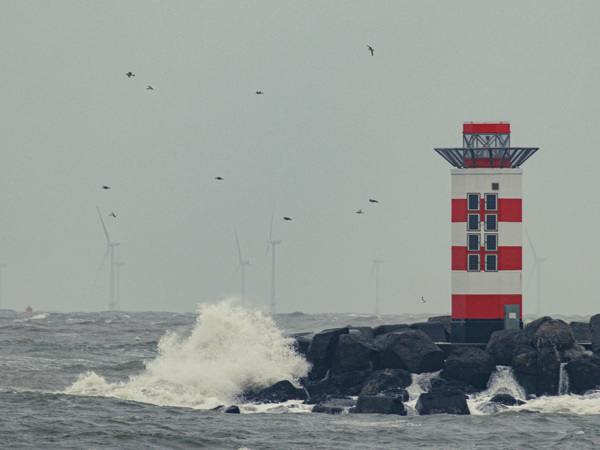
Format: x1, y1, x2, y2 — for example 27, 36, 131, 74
451, 319, 523, 344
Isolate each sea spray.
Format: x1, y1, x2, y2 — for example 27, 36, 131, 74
558, 362, 570, 395
66, 301, 310, 409
469, 366, 526, 414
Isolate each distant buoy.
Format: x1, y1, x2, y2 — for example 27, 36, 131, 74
25, 306, 33, 313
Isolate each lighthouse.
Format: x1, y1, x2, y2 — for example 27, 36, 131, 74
435, 122, 538, 343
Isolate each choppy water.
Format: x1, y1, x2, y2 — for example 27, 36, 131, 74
1, 303, 600, 449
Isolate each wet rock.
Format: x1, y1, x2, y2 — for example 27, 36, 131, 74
306, 327, 349, 380
212, 405, 241, 414
569, 321, 591, 342
532, 319, 575, 351
564, 354, 600, 394
486, 329, 531, 366
359, 369, 412, 396
331, 333, 379, 374
415, 389, 470, 415
375, 329, 445, 374
511, 346, 538, 397
428, 315, 452, 340
536, 347, 561, 396
524, 316, 553, 340
429, 377, 479, 395
373, 324, 409, 337
243, 380, 307, 404
304, 370, 371, 402
558, 343, 586, 362
410, 322, 448, 343
348, 326, 375, 340
442, 346, 496, 390
289, 332, 314, 357
311, 395, 356, 414
490, 394, 525, 406
353, 395, 406, 415
590, 314, 600, 354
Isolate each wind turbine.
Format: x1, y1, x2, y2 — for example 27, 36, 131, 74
371, 257, 383, 315
96, 206, 120, 311
115, 247, 124, 311
266, 214, 281, 314
0, 263, 5, 308
525, 229, 545, 318
234, 227, 250, 305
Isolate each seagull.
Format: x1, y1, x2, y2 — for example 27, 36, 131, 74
125, 71, 135, 78
146, 85, 154, 90
367, 45, 374, 56
255, 91, 264, 95
369, 199, 379, 203
356, 209, 364, 214
215, 176, 224, 180
102, 185, 110, 190
109, 212, 117, 218
283, 216, 292, 221
421, 296, 427, 303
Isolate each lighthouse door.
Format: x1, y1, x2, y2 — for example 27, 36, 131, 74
504, 305, 521, 330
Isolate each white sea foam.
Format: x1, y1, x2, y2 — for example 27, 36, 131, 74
65, 300, 310, 410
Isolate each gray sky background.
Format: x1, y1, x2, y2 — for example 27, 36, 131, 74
1, 1, 599, 316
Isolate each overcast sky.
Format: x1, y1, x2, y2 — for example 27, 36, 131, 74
1, 1, 599, 316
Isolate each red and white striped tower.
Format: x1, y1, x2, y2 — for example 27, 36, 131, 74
435, 123, 538, 343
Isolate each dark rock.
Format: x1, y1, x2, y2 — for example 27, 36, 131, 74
224, 405, 240, 414
304, 371, 371, 402
490, 394, 525, 406
565, 354, 600, 394
373, 324, 409, 337
415, 389, 470, 415
359, 369, 412, 396
536, 347, 561, 396
306, 327, 349, 380
331, 333, 379, 374
353, 395, 406, 415
428, 315, 452, 340
243, 380, 307, 404
443, 346, 496, 390
511, 346, 538, 397
410, 322, 448, 343
311, 395, 356, 414
429, 377, 479, 395
532, 319, 575, 351
379, 388, 410, 402
570, 321, 591, 342
348, 326, 375, 340
486, 329, 531, 366
375, 329, 445, 374
590, 314, 600, 354
558, 343, 586, 362
524, 316, 553, 340
289, 332, 314, 357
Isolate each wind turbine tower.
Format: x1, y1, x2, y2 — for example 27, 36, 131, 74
234, 228, 250, 305
97, 207, 120, 311
266, 216, 281, 314
526, 230, 545, 317
0, 263, 5, 308
372, 258, 383, 315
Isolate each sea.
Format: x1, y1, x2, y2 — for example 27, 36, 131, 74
1, 301, 600, 449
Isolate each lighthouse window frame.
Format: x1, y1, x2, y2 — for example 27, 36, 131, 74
485, 234, 498, 251
485, 193, 498, 211
467, 233, 480, 251
485, 214, 498, 232
485, 254, 498, 272
468, 254, 480, 272
467, 193, 480, 211
467, 214, 480, 231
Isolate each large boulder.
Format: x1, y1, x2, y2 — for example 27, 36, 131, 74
590, 314, 600, 354
524, 316, 553, 339
373, 324, 409, 337
536, 347, 561, 396
564, 354, 600, 394
511, 346, 538, 397
304, 370, 371, 402
442, 346, 496, 390
375, 329, 445, 374
569, 322, 591, 342
410, 322, 448, 343
306, 327, 349, 380
532, 319, 575, 351
348, 327, 375, 340
331, 333, 379, 374
428, 315, 452, 340
353, 395, 406, 415
243, 380, 307, 404
490, 394, 525, 406
415, 389, 470, 415
486, 329, 531, 366
359, 369, 412, 396
289, 332, 314, 357
311, 395, 356, 414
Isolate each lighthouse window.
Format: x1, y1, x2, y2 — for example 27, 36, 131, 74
467, 193, 480, 210
485, 194, 498, 211
485, 214, 498, 232
467, 214, 480, 231
485, 254, 498, 272
468, 254, 480, 272
485, 234, 498, 251
492, 183, 499, 191
467, 234, 480, 251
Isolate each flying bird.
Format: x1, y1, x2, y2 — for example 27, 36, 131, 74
146, 85, 154, 90
369, 199, 379, 203
283, 217, 292, 221
421, 296, 427, 303
125, 71, 135, 78
356, 209, 364, 214
367, 45, 374, 56
255, 91, 264, 95
215, 176, 223, 180
109, 212, 117, 218
102, 185, 110, 190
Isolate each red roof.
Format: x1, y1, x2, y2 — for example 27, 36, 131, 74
463, 122, 510, 134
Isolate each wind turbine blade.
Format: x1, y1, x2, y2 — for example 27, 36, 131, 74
525, 260, 537, 290
95, 246, 110, 283
234, 227, 242, 264
266, 212, 274, 256
96, 206, 111, 244
115, 244, 122, 264
525, 228, 537, 260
